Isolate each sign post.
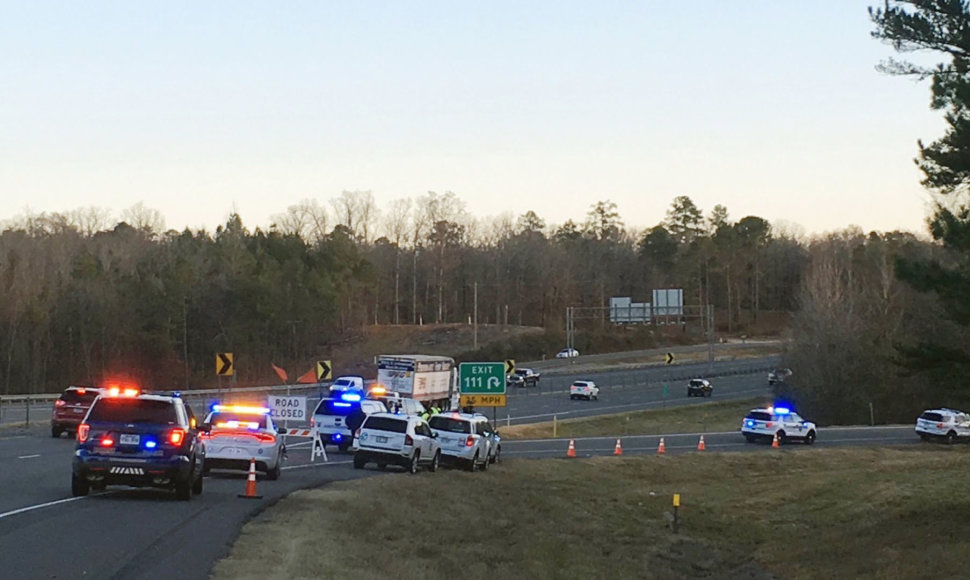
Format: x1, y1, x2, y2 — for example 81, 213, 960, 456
458, 362, 507, 408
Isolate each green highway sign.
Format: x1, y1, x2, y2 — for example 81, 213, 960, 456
459, 362, 506, 395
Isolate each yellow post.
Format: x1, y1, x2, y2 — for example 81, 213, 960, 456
553, 415, 558, 438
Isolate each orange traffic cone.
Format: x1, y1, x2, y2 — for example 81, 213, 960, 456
238, 458, 263, 499
614, 438, 623, 456
657, 437, 666, 455
771, 432, 780, 449
567, 439, 576, 458
697, 435, 706, 451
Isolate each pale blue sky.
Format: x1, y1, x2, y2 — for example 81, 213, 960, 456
0, 1, 946, 236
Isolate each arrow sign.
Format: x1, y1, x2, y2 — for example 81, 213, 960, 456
316, 360, 332, 381
216, 353, 234, 376
505, 359, 516, 375
665, 352, 674, 365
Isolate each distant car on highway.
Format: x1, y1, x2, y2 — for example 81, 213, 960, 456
741, 406, 816, 445
915, 408, 970, 443
556, 348, 579, 359
507, 368, 541, 388
569, 380, 599, 400
686, 378, 713, 397
353, 413, 441, 473
768, 368, 792, 386
51, 385, 102, 438
428, 412, 499, 471
201, 404, 285, 480
72, 387, 205, 499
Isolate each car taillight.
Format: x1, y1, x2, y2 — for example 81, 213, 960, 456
938, 422, 944, 429
310, 417, 315, 428
55, 399, 66, 408
169, 429, 185, 445
256, 433, 277, 443
766, 422, 773, 428
100, 436, 114, 447
77, 423, 90, 442
355, 428, 361, 438
465, 435, 475, 447
405, 434, 414, 446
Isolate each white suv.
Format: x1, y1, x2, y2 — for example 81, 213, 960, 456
741, 406, 817, 445
428, 412, 499, 471
353, 413, 442, 473
311, 394, 387, 452
569, 380, 599, 400
916, 408, 970, 443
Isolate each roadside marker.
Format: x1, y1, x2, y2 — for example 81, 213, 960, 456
657, 437, 666, 455
697, 435, 706, 451
772, 432, 780, 449
614, 438, 623, 456
566, 438, 576, 458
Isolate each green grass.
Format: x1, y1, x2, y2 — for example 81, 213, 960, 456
212, 446, 970, 580
499, 397, 768, 440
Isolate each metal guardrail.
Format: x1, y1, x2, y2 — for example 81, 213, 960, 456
0, 383, 330, 428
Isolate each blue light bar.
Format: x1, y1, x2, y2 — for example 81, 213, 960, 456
333, 402, 352, 408
339, 393, 362, 402
773, 407, 791, 415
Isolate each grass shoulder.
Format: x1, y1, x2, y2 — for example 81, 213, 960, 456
212, 446, 970, 579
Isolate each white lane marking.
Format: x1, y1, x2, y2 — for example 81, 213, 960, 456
282, 460, 352, 471
17, 454, 40, 459
0, 497, 85, 520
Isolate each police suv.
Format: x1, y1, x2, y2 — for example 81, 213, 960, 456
741, 406, 817, 445
428, 412, 499, 471
311, 391, 387, 452
915, 408, 970, 443
72, 387, 205, 500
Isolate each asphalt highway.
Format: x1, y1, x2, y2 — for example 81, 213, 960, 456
0, 354, 926, 580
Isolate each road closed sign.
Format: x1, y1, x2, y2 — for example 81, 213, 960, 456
267, 395, 306, 422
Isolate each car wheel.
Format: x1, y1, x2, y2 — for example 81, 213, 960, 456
51, 426, 63, 438
918, 433, 930, 442
175, 478, 192, 501
409, 452, 420, 474
744, 435, 756, 443
338, 442, 350, 453
71, 473, 89, 497
776, 431, 787, 445
429, 451, 440, 473
480, 451, 489, 471
468, 452, 479, 472
192, 472, 204, 495
805, 431, 816, 445
490, 446, 501, 464
593, 394, 598, 401
267, 460, 281, 481
946, 431, 957, 444
353, 454, 366, 469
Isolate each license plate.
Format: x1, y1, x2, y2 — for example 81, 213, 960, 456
74, 407, 85, 413
120, 434, 140, 445
376, 436, 388, 443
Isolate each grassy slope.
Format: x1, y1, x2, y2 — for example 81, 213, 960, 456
212, 446, 970, 580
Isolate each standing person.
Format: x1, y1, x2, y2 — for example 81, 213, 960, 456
346, 404, 367, 450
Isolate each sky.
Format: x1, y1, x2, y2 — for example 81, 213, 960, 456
0, 1, 949, 238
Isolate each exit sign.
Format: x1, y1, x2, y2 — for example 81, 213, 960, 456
458, 362, 506, 395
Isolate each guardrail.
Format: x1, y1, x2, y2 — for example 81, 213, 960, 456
0, 383, 330, 428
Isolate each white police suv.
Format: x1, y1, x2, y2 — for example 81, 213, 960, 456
915, 408, 970, 443
353, 413, 442, 473
428, 412, 499, 471
741, 406, 816, 445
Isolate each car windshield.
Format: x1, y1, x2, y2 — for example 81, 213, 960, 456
572, 382, 588, 388
315, 399, 356, 416
363, 416, 408, 433
60, 389, 100, 404
87, 398, 177, 424
208, 412, 267, 429
920, 412, 945, 422
689, 380, 706, 386
746, 411, 772, 421
428, 416, 471, 433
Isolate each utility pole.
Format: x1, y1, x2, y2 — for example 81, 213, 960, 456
473, 282, 478, 350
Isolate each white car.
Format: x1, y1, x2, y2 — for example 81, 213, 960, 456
741, 406, 816, 445
428, 412, 499, 471
311, 393, 387, 452
569, 380, 599, 400
353, 413, 442, 473
556, 348, 579, 359
329, 375, 366, 394
916, 408, 970, 443
201, 404, 285, 480
768, 368, 792, 386
367, 387, 427, 417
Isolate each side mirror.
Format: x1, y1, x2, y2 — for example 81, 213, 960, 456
199, 423, 211, 433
